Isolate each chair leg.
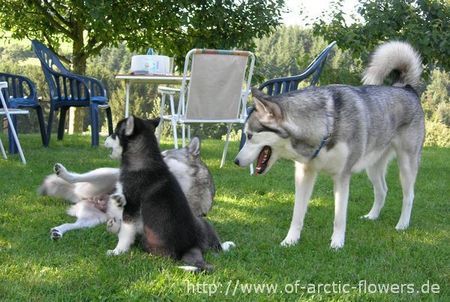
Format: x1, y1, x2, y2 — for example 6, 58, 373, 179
187, 125, 191, 141
168, 94, 178, 149
171, 120, 178, 149
5, 113, 26, 164
90, 104, 99, 147
0, 137, 7, 159
47, 107, 55, 146
182, 123, 186, 148
7, 115, 18, 154
35, 105, 48, 147
220, 123, 232, 168
106, 106, 113, 135
157, 93, 166, 142
57, 107, 68, 140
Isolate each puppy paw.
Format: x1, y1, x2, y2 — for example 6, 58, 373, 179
50, 228, 62, 240
111, 193, 126, 208
221, 241, 236, 251
106, 218, 121, 234
330, 235, 345, 250
107, 248, 125, 256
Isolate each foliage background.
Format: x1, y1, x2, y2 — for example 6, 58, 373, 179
1, 25, 449, 146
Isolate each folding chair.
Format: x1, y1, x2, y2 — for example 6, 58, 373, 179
0, 82, 28, 164
159, 49, 255, 168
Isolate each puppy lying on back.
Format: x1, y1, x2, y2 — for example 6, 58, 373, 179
107, 116, 234, 272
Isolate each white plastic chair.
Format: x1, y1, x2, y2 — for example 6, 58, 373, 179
159, 49, 255, 168
0, 81, 28, 164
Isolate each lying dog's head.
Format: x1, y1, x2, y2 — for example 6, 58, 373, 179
105, 116, 160, 160
161, 136, 201, 164
234, 88, 289, 175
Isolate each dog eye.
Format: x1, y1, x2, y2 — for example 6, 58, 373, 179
247, 133, 253, 140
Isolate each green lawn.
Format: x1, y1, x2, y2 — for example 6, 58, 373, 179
0, 134, 448, 301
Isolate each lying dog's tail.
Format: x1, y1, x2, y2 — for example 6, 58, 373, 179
362, 41, 422, 89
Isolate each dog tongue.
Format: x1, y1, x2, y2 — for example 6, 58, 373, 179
256, 146, 272, 175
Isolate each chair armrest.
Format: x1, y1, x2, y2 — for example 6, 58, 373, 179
73, 74, 107, 98
0, 73, 37, 101
47, 70, 91, 102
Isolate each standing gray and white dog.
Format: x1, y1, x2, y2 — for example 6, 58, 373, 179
235, 41, 424, 249
39, 137, 215, 239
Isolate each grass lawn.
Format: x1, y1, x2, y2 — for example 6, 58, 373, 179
0, 134, 448, 301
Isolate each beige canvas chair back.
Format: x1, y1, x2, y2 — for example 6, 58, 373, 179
183, 50, 252, 121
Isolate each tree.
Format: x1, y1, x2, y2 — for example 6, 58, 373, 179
312, 0, 450, 73
0, 0, 285, 74
0, 0, 284, 131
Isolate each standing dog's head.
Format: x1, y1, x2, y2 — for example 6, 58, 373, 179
234, 88, 289, 175
105, 116, 160, 160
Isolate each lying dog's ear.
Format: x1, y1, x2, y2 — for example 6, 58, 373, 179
252, 90, 282, 123
125, 116, 135, 136
188, 137, 200, 157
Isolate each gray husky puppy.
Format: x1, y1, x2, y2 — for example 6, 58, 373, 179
39, 137, 215, 239
235, 41, 424, 249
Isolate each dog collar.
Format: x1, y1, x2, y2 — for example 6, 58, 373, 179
311, 132, 332, 159
311, 113, 333, 159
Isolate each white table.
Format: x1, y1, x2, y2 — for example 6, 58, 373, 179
115, 74, 186, 117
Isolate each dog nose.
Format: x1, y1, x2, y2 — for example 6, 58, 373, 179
234, 158, 240, 166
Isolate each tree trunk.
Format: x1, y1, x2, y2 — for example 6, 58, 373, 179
70, 29, 88, 134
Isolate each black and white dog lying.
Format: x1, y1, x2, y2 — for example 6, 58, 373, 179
39, 137, 215, 240
106, 116, 234, 271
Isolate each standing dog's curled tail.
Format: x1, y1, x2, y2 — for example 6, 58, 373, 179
362, 41, 422, 89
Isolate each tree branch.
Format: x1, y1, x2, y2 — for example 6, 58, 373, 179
29, 0, 75, 39
42, 33, 72, 65
42, 0, 72, 28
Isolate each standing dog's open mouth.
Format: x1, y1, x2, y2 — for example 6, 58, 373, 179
255, 146, 272, 175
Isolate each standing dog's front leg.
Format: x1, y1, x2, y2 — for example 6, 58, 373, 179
330, 174, 351, 249
281, 162, 317, 247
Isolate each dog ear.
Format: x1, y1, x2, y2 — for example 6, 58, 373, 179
125, 115, 135, 136
252, 90, 282, 123
188, 137, 201, 157
150, 117, 160, 128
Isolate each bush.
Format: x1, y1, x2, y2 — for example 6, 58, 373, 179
424, 121, 450, 148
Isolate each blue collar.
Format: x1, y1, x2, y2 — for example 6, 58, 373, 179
311, 113, 333, 159
311, 132, 332, 159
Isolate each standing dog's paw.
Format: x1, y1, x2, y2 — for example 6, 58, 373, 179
111, 193, 126, 208
50, 228, 62, 240
360, 212, 379, 220
395, 221, 409, 231
106, 218, 121, 234
330, 235, 345, 250
280, 234, 300, 247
